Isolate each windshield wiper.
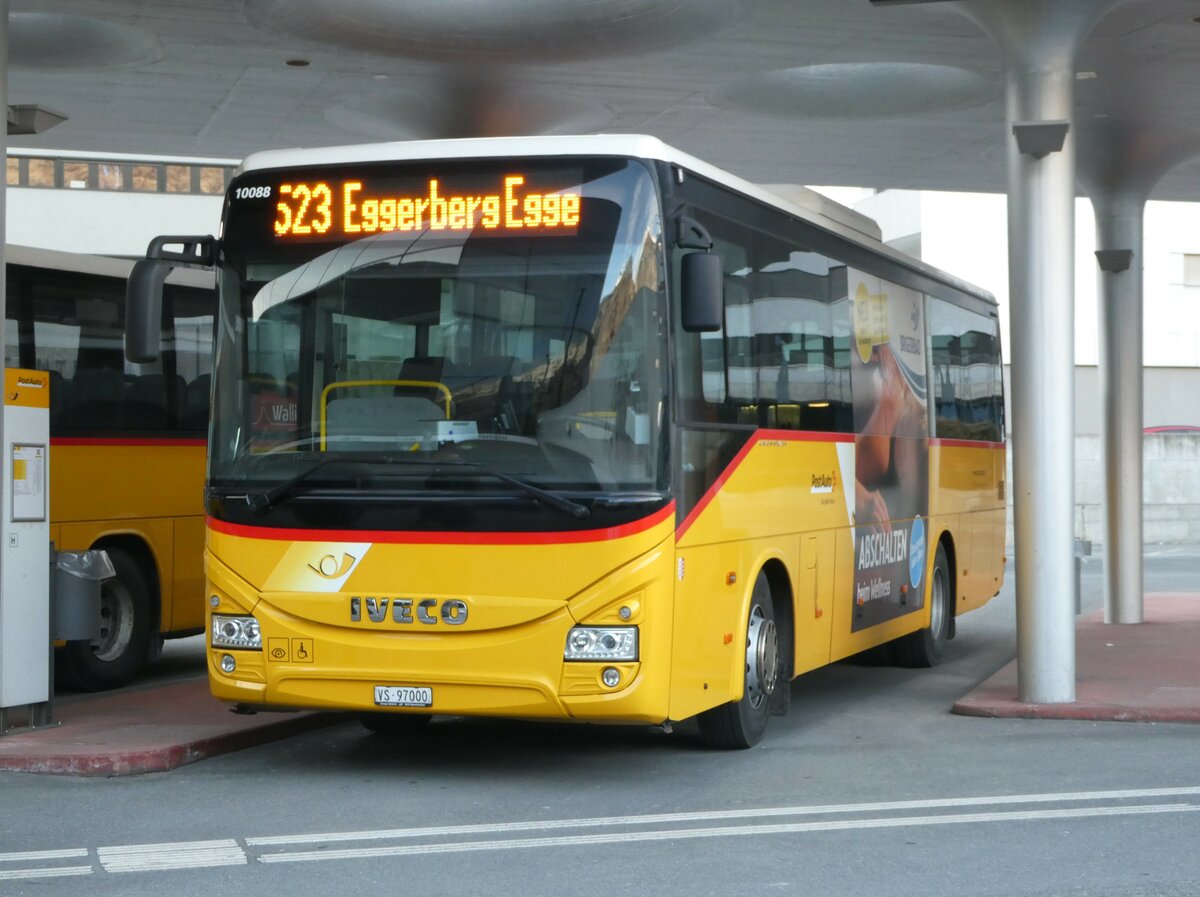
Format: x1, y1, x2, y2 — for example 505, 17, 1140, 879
223, 453, 590, 520
232, 452, 405, 514
443, 467, 591, 520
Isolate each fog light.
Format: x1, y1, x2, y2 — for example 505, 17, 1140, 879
220, 654, 236, 673
601, 667, 621, 688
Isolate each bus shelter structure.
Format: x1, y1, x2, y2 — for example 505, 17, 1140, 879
3, 0, 1200, 710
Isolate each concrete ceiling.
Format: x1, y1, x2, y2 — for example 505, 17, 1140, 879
8, 0, 1200, 200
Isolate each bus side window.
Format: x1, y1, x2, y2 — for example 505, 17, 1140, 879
124, 374, 173, 430
167, 283, 216, 433
47, 369, 70, 427
677, 204, 851, 434
929, 299, 1003, 443
183, 374, 211, 431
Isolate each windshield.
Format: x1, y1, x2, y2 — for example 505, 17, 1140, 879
209, 157, 667, 527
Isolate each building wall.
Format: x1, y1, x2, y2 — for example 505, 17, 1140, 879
6, 186, 222, 256
1075, 433, 1200, 546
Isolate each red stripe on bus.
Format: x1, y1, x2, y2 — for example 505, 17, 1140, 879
50, 437, 206, 447
206, 502, 676, 545
756, 429, 855, 445
675, 429, 854, 540
928, 437, 1006, 449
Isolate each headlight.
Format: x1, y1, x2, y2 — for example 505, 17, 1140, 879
211, 614, 262, 650
564, 626, 638, 662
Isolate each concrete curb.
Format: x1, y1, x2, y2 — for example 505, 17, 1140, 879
0, 679, 343, 776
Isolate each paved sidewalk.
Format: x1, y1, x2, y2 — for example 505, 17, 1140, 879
0, 678, 339, 776
954, 593, 1200, 723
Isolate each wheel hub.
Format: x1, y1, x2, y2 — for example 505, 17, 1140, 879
93, 580, 135, 662
930, 564, 946, 639
745, 605, 778, 708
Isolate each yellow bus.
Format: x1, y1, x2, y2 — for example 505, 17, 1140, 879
5, 245, 215, 690
126, 136, 1005, 747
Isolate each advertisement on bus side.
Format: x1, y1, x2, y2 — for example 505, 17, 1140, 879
849, 271, 929, 632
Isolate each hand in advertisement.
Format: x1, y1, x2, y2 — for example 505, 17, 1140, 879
855, 480, 891, 535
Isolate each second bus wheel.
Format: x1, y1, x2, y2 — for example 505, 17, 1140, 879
891, 542, 952, 668
359, 713, 433, 735
56, 549, 154, 691
698, 572, 780, 749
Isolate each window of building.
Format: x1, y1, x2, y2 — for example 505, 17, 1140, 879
199, 167, 226, 194
1184, 253, 1200, 287
7, 154, 233, 195
132, 165, 160, 192
63, 161, 89, 189
98, 164, 125, 190
27, 159, 55, 187
165, 165, 191, 193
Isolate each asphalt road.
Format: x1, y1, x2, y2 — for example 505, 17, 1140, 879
2, 547, 1198, 897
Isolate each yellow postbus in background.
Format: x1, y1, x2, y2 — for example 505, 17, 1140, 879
5, 245, 215, 690
126, 136, 1005, 747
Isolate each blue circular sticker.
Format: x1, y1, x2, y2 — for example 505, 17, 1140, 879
909, 515, 926, 590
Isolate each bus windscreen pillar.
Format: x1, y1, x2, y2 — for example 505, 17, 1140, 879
0, 369, 51, 731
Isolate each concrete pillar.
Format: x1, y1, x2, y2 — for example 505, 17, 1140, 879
960, 0, 1128, 704
1093, 189, 1144, 624
1080, 122, 1200, 625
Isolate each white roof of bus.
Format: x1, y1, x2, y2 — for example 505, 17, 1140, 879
6, 244, 215, 290
238, 134, 995, 307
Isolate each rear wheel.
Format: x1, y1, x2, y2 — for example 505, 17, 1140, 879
891, 543, 951, 668
359, 712, 433, 736
698, 572, 780, 749
56, 548, 153, 691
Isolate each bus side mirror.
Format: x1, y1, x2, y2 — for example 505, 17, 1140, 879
681, 251, 723, 333
126, 258, 170, 363
125, 235, 216, 364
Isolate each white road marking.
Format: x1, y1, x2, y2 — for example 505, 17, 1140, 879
0, 848, 89, 863
256, 803, 1200, 864
0, 866, 93, 881
245, 784, 1200, 847
98, 839, 247, 873
0, 848, 93, 882
4, 785, 1200, 882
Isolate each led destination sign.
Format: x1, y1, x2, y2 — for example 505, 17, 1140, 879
271, 174, 582, 239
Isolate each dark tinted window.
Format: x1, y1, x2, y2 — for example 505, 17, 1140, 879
677, 210, 853, 433
929, 299, 1004, 442
6, 263, 213, 434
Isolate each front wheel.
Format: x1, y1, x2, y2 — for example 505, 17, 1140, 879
891, 543, 951, 668
56, 548, 154, 691
698, 572, 780, 749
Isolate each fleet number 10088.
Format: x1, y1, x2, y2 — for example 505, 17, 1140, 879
235, 186, 272, 200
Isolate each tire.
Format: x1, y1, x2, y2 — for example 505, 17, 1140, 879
891, 543, 951, 668
698, 572, 780, 749
56, 548, 154, 691
359, 712, 433, 736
